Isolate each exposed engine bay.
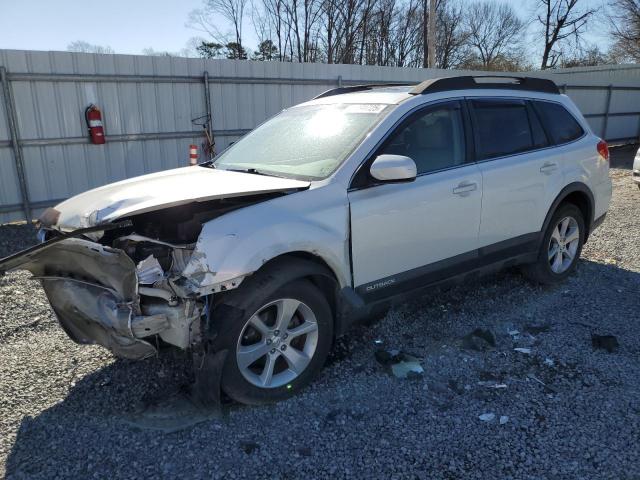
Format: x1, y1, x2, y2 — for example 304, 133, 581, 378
1, 193, 286, 360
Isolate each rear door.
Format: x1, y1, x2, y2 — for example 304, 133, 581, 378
469, 98, 565, 249
348, 100, 483, 300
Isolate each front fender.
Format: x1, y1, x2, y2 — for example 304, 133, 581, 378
173, 185, 351, 296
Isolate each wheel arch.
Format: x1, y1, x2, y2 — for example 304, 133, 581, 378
216, 251, 362, 341
541, 182, 595, 244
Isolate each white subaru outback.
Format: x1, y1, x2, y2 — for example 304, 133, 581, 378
0, 76, 612, 405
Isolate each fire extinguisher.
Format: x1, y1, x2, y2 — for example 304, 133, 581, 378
85, 104, 105, 145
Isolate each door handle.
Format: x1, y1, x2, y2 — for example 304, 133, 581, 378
453, 182, 477, 195
540, 162, 558, 174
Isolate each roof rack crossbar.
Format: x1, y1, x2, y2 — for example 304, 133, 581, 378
313, 83, 413, 99
409, 76, 560, 95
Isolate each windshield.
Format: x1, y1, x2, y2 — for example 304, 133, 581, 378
213, 103, 390, 180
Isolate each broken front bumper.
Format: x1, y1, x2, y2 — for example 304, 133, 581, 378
2, 237, 163, 359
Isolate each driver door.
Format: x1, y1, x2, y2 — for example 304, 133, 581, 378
348, 100, 483, 300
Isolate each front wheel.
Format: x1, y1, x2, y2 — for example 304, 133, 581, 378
215, 279, 333, 405
522, 203, 585, 285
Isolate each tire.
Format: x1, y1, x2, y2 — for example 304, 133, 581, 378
213, 278, 333, 405
522, 203, 586, 285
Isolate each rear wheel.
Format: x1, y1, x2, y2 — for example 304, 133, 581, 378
522, 203, 585, 285
215, 279, 333, 405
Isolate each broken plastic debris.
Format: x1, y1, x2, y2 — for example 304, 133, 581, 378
478, 381, 507, 389
499, 415, 509, 425
374, 349, 424, 379
527, 373, 557, 393
122, 392, 221, 433
136, 255, 165, 285
514, 347, 531, 354
479, 413, 495, 422
591, 334, 619, 353
544, 357, 555, 367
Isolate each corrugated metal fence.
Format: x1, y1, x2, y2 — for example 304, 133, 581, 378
1, 49, 639, 223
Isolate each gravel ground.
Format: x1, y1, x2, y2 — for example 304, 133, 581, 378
1, 146, 639, 479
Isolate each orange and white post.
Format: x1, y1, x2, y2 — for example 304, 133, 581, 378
189, 144, 199, 165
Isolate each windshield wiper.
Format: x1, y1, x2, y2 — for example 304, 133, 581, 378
223, 167, 278, 177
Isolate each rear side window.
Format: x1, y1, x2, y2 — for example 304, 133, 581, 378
471, 99, 534, 159
532, 101, 584, 145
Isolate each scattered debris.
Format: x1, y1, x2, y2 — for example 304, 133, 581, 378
592, 334, 619, 353
544, 358, 555, 367
122, 391, 221, 433
499, 415, 509, 425
508, 330, 520, 337
462, 328, 496, 351
478, 381, 507, 389
479, 413, 495, 422
527, 373, 557, 394
375, 349, 424, 378
513, 347, 531, 354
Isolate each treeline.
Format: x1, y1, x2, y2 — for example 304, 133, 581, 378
187, 0, 640, 70
68, 0, 640, 71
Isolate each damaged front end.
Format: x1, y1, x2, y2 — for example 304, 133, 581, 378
0, 163, 312, 362
0, 191, 292, 360
1, 228, 202, 360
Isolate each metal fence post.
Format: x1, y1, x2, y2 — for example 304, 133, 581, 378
602, 84, 613, 141
0, 66, 32, 222
203, 70, 214, 156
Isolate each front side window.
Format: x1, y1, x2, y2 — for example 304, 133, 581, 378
212, 103, 390, 180
379, 103, 466, 174
532, 101, 584, 145
471, 99, 534, 160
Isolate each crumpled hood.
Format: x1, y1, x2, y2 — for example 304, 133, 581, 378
51, 166, 310, 229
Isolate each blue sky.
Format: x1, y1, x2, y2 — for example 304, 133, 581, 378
0, 0, 610, 57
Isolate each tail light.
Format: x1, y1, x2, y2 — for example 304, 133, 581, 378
597, 140, 609, 161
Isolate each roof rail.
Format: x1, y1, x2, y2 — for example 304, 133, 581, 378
409, 76, 560, 95
313, 83, 413, 99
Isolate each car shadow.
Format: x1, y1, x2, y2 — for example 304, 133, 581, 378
4, 258, 640, 478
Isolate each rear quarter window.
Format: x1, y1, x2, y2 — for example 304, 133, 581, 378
532, 101, 584, 145
471, 99, 534, 159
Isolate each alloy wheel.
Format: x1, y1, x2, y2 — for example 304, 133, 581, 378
548, 216, 580, 274
236, 298, 319, 388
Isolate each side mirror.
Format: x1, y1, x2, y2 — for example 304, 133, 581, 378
369, 154, 417, 182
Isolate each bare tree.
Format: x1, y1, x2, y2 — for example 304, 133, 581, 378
465, 1, 524, 69
436, 0, 470, 69
608, 0, 640, 61
536, 0, 597, 69
189, 0, 248, 54
67, 41, 114, 54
